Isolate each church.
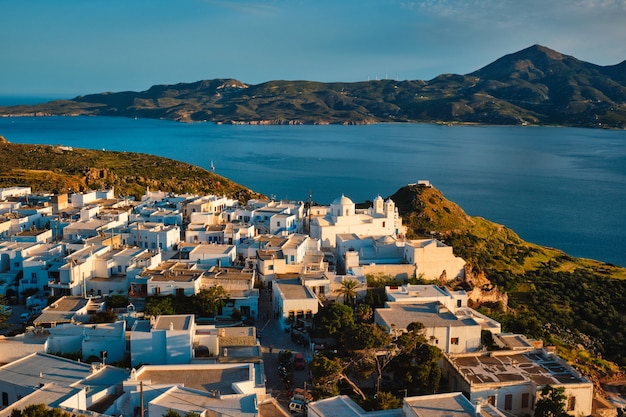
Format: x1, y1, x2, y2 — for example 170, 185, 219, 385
309, 194, 405, 248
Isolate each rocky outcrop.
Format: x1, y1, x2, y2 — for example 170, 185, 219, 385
462, 264, 509, 312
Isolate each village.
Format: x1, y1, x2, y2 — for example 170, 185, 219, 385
0, 185, 613, 417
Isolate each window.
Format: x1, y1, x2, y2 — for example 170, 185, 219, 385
176, 288, 185, 297
457, 299, 462, 308
277, 221, 281, 227
450, 337, 459, 345
505, 394, 513, 411
521, 393, 530, 408
32, 272, 37, 279
567, 396, 576, 411
487, 396, 495, 406
154, 287, 160, 295
118, 265, 122, 273
268, 265, 274, 271
2, 392, 8, 407
382, 221, 386, 227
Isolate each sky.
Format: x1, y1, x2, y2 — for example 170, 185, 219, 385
2, 0, 626, 98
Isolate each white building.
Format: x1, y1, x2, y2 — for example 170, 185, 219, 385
308, 392, 506, 417
375, 301, 483, 353
404, 239, 466, 281
130, 314, 195, 366
45, 320, 126, 363
337, 235, 466, 281
201, 266, 259, 320
123, 222, 180, 251
254, 234, 325, 282
143, 261, 204, 297
273, 278, 319, 325
443, 349, 594, 417
310, 194, 405, 248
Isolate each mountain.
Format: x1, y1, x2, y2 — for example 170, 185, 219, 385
2, 45, 625, 128
0, 140, 264, 202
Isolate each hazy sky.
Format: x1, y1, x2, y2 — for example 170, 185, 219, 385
2, 0, 626, 97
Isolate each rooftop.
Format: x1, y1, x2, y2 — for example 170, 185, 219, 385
376, 302, 480, 330
448, 349, 587, 386
275, 278, 315, 300
135, 364, 252, 394
154, 314, 193, 331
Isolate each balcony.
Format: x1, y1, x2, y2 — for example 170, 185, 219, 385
48, 279, 70, 289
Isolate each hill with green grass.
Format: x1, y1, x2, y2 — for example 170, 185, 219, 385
0, 139, 264, 202
392, 183, 626, 378
2, 45, 625, 128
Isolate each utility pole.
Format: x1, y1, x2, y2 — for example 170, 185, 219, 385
140, 380, 144, 417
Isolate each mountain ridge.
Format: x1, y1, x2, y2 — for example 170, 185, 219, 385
2, 45, 625, 128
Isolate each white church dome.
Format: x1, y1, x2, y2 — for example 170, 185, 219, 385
332, 194, 354, 206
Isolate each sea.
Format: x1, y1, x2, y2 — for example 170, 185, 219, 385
0, 110, 625, 267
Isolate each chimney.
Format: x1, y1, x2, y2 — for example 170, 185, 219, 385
474, 401, 482, 417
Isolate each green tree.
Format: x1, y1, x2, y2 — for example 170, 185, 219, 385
535, 385, 569, 417
335, 279, 359, 307
314, 303, 355, 336
375, 391, 402, 410
356, 303, 373, 323
162, 410, 182, 417
107, 294, 128, 308
343, 323, 390, 351
144, 296, 176, 316
193, 286, 229, 317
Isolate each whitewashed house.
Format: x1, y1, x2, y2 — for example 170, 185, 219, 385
443, 349, 594, 417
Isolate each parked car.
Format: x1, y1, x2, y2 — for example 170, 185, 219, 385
294, 353, 306, 370
0, 306, 12, 316
20, 312, 31, 322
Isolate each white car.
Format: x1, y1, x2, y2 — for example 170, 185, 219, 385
19, 312, 31, 322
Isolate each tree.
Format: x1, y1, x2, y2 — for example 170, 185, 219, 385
193, 286, 229, 317
314, 303, 355, 336
535, 385, 569, 417
356, 303, 373, 323
144, 296, 176, 316
375, 391, 402, 410
335, 279, 359, 307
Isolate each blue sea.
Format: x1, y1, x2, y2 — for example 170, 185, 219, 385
1, 113, 625, 267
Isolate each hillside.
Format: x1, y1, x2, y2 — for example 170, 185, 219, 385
0, 139, 264, 202
392, 183, 626, 374
1, 45, 625, 128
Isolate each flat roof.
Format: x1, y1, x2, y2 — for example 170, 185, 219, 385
150, 386, 258, 417
136, 365, 251, 394
448, 349, 586, 386
154, 315, 193, 331
0, 384, 81, 417
275, 279, 314, 300
404, 392, 477, 417
0, 352, 93, 387
308, 395, 402, 417
376, 302, 479, 330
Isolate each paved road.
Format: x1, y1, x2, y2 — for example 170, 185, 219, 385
256, 289, 313, 410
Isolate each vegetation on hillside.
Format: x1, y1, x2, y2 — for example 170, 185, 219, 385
2, 45, 625, 128
0, 140, 264, 202
392, 183, 626, 376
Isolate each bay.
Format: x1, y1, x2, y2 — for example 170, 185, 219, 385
1, 115, 625, 267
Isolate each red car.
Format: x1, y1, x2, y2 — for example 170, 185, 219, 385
294, 353, 306, 370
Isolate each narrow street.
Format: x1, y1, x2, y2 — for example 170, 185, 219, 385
256, 288, 313, 410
